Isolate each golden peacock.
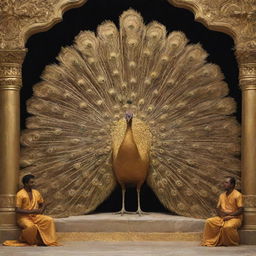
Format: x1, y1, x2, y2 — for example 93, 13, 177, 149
20, 9, 240, 218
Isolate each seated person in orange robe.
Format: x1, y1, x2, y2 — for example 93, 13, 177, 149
201, 176, 243, 246
3, 174, 58, 246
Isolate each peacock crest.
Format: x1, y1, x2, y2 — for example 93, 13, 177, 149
20, 9, 240, 218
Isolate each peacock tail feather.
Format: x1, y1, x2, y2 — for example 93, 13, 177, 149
20, 9, 240, 218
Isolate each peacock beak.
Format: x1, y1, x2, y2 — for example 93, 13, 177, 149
125, 112, 133, 122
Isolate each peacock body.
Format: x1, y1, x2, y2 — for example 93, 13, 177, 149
20, 9, 240, 218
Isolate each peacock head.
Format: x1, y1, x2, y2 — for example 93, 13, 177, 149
125, 111, 133, 123
125, 100, 133, 123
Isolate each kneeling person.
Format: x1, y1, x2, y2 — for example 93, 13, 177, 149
201, 176, 243, 246
15, 174, 58, 246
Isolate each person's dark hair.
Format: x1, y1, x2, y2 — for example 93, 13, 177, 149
226, 176, 236, 187
22, 174, 35, 185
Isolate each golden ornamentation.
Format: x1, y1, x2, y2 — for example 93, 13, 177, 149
168, 0, 256, 42
0, 50, 26, 90
0, 195, 15, 209
243, 195, 256, 208
57, 232, 202, 242
0, 0, 87, 49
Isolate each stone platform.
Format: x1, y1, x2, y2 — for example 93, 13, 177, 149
55, 213, 205, 242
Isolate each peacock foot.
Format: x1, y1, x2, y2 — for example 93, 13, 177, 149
136, 209, 149, 216
113, 210, 133, 216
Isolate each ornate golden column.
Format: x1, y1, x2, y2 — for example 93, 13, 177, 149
168, 0, 256, 244
0, 0, 87, 242
236, 45, 256, 244
0, 50, 26, 241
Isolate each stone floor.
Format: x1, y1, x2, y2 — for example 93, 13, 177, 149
1, 241, 256, 256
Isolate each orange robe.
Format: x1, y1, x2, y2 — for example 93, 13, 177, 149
201, 189, 243, 246
3, 188, 58, 246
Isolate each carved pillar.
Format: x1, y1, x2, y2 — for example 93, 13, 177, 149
0, 50, 26, 241
0, 0, 87, 242
168, 0, 256, 245
237, 46, 256, 244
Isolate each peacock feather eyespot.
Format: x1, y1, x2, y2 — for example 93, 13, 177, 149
112, 70, 119, 77
53, 128, 63, 135
166, 79, 175, 87
170, 42, 178, 48
149, 31, 158, 39
70, 138, 81, 145
121, 82, 127, 89
63, 91, 72, 99
77, 78, 86, 86
138, 99, 145, 105
109, 52, 118, 60
192, 178, 199, 185
129, 61, 136, 68
97, 76, 105, 83
199, 190, 208, 198
158, 188, 164, 194
171, 189, 178, 196
151, 72, 158, 79
108, 89, 116, 95
73, 162, 82, 170
147, 106, 154, 113
144, 79, 151, 85
178, 203, 186, 210
97, 100, 103, 106
88, 57, 96, 65
79, 102, 88, 109
127, 39, 138, 47
68, 189, 76, 197
192, 143, 199, 149
175, 179, 183, 187
63, 112, 71, 118
160, 56, 169, 63
84, 41, 93, 49
46, 147, 55, 154
143, 49, 151, 56
187, 127, 195, 132
185, 189, 193, 196
130, 78, 137, 84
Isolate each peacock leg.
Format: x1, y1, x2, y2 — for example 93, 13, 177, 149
136, 187, 148, 216
114, 185, 130, 215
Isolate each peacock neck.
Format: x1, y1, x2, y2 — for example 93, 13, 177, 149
116, 119, 141, 160
126, 119, 132, 128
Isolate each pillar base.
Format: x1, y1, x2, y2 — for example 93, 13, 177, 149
239, 229, 256, 245
0, 225, 20, 243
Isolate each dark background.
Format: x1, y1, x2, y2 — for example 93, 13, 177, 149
21, 0, 240, 213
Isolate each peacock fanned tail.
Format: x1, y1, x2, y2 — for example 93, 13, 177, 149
20, 9, 240, 218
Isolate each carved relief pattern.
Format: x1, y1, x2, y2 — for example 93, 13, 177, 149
0, 0, 86, 49
168, 0, 256, 49
0, 50, 26, 90
0, 195, 15, 208
243, 195, 256, 208
237, 63, 256, 89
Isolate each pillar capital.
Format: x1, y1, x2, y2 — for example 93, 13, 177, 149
0, 50, 27, 91
236, 43, 256, 90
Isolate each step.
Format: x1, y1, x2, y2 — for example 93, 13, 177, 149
55, 212, 205, 241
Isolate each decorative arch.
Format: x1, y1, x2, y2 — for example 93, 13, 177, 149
0, 0, 255, 244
